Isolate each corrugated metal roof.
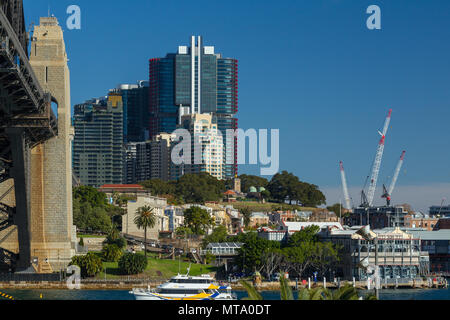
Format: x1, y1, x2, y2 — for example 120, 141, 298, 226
407, 230, 450, 240
284, 222, 344, 231
206, 242, 243, 249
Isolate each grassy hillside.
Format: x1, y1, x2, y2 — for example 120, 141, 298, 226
97, 252, 216, 280
224, 201, 318, 213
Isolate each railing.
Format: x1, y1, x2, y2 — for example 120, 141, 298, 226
201, 249, 240, 256
0, 272, 62, 282
80, 278, 166, 284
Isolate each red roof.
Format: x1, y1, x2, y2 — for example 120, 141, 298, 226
224, 190, 236, 195
99, 184, 144, 189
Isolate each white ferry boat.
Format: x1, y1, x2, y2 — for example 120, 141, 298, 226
130, 272, 236, 301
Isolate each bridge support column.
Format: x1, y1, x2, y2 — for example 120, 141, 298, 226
6, 128, 31, 271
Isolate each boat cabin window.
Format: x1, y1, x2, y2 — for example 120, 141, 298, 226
170, 279, 211, 284
159, 289, 203, 294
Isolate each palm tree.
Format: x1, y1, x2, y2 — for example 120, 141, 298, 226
297, 287, 327, 300
279, 276, 294, 300
240, 278, 377, 301
239, 280, 263, 300
323, 284, 360, 300
134, 205, 156, 259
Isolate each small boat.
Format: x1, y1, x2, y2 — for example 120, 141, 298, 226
130, 271, 236, 301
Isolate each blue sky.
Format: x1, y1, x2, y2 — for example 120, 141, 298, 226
23, 0, 450, 211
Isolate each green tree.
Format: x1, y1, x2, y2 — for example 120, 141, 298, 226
313, 242, 340, 278
267, 171, 326, 207
72, 186, 117, 233
282, 243, 316, 279
235, 232, 280, 273
202, 225, 229, 248
134, 205, 156, 259
175, 173, 226, 203
175, 226, 194, 238
73, 186, 108, 207
286, 225, 320, 247
240, 207, 252, 229
106, 225, 120, 243
114, 237, 128, 249
238, 175, 269, 193
118, 253, 148, 275
69, 253, 103, 278
183, 206, 214, 236
101, 244, 123, 262
140, 179, 175, 197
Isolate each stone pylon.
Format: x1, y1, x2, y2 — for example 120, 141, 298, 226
28, 17, 75, 272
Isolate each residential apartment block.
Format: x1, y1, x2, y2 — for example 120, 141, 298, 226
73, 92, 124, 187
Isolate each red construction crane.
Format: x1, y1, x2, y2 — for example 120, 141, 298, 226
366, 109, 392, 207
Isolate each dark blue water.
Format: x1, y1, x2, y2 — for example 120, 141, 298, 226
1, 287, 449, 300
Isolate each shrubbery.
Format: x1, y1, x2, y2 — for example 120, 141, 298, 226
101, 244, 123, 262
118, 253, 148, 275
70, 252, 103, 278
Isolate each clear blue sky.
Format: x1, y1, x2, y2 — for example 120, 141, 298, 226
24, 0, 450, 211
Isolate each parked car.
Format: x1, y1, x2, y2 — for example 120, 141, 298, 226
269, 273, 281, 282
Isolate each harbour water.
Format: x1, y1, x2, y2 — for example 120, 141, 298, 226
2, 287, 450, 300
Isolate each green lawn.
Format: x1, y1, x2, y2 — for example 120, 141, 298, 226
226, 201, 318, 213
97, 252, 217, 280
77, 234, 106, 238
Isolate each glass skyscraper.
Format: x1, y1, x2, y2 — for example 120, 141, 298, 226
72, 92, 124, 187
148, 36, 238, 179
119, 81, 150, 143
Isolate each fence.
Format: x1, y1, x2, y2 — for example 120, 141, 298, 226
0, 272, 63, 282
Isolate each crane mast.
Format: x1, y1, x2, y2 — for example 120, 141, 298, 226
388, 151, 406, 196
367, 109, 392, 207
382, 151, 406, 206
340, 161, 352, 210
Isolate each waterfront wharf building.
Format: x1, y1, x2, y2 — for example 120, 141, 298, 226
345, 206, 409, 230
149, 36, 238, 179
408, 229, 450, 275
73, 93, 124, 187
320, 227, 429, 281
200, 242, 243, 267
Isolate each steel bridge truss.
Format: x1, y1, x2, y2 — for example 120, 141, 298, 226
0, 0, 58, 271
